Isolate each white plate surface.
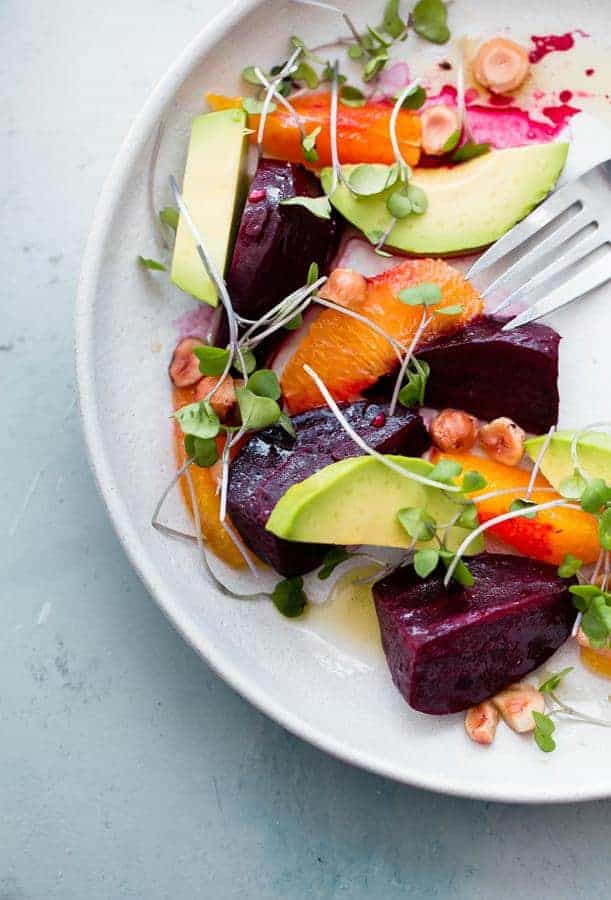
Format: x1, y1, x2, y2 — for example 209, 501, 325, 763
77, 0, 611, 802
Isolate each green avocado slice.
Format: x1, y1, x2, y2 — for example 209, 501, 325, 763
320, 143, 569, 256
266, 455, 483, 554
525, 430, 611, 490
171, 108, 249, 305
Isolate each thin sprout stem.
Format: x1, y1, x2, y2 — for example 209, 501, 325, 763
245, 296, 314, 349
290, 0, 363, 46
313, 296, 407, 361
151, 457, 194, 530
526, 425, 556, 500
455, 39, 469, 140
475, 486, 557, 503
254, 64, 305, 141
375, 217, 397, 252
548, 692, 611, 728
255, 47, 302, 150
603, 551, 610, 592
389, 80, 421, 171
389, 310, 430, 416
203, 348, 235, 403
221, 520, 259, 576
303, 363, 462, 492
148, 120, 168, 250
329, 59, 341, 194
591, 548, 605, 584
239, 277, 327, 343
570, 421, 611, 481
443, 499, 582, 587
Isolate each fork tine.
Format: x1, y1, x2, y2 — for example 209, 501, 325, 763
502, 250, 611, 330
493, 231, 604, 315
467, 180, 585, 278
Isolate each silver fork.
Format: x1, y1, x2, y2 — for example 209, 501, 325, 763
467, 158, 611, 331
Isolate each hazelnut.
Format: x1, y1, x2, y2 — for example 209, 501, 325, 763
318, 268, 368, 308
492, 682, 545, 733
474, 37, 530, 95
195, 374, 240, 421
479, 416, 525, 466
430, 408, 478, 452
465, 701, 499, 745
169, 337, 204, 387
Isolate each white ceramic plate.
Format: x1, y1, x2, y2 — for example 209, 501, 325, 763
76, 0, 611, 802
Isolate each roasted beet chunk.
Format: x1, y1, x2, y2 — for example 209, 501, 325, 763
226, 159, 340, 321
228, 401, 430, 576
418, 316, 560, 433
373, 553, 576, 715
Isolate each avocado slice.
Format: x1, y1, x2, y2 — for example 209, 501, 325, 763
320, 143, 569, 255
266, 455, 483, 554
171, 108, 248, 305
525, 430, 611, 490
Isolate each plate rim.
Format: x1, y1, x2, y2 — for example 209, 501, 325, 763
75, 0, 610, 804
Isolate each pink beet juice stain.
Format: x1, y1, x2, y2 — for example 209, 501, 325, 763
529, 30, 589, 64
424, 86, 579, 153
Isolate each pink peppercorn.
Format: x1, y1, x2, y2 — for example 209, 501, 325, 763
248, 188, 266, 203
372, 412, 386, 427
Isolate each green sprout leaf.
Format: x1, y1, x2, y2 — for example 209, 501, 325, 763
436, 304, 464, 317
241, 65, 264, 85
278, 412, 296, 439
451, 141, 490, 164
580, 478, 611, 514
349, 163, 399, 196
339, 85, 367, 108
242, 97, 277, 115
412, 0, 451, 44
382, 0, 407, 38
175, 401, 220, 440
456, 503, 479, 530
558, 468, 587, 500
398, 361, 430, 408
233, 349, 257, 376
293, 61, 319, 89
398, 282, 442, 307
138, 256, 166, 271
348, 44, 364, 60
363, 49, 389, 82
386, 189, 413, 219
441, 129, 461, 153
429, 458, 462, 484
246, 369, 281, 401
598, 507, 611, 551
318, 547, 354, 580
462, 470, 487, 493
271, 576, 308, 617
413, 548, 440, 578
397, 507, 437, 542
439, 550, 474, 587
509, 498, 538, 520
184, 434, 219, 468
557, 554, 583, 579
193, 345, 231, 377
236, 387, 281, 432
533, 711, 556, 753
301, 125, 322, 163
399, 84, 427, 109
570, 585, 611, 648
306, 261, 319, 285
538, 667, 573, 695
367, 25, 392, 48
284, 313, 303, 331
159, 207, 179, 231
280, 196, 332, 219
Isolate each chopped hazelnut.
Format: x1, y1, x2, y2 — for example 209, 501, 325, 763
195, 375, 240, 421
479, 416, 525, 466
169, 337, 204, 387
430, 408, 479, 452
465, 701, 499, 745
492, 682, 545, 733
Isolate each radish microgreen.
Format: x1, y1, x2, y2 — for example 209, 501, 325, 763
532, 711, 556, 753
280, 195, 332, 219
318, 547, 354, 579
451, 141, 490, 164
271, 576, 308, 617
138, 256, 166, 271
397, 507, 437, 542
462, 470, 487, 492
174, 401, 220, 440
159, 207, 179, 231
194, 345, 231, 377
413, 548, 439, 578
398, 283, 442, 306
301, 125, 322, 162
184, 435, 219, 468
246, 369, 282, 401
412, 0, 450, 44
557, 553, 582, 579
339, 85, 367, 108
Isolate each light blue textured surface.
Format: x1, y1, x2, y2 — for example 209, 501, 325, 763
1, 1, 610, 897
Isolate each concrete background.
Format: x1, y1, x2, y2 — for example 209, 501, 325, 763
1, 1, 609, 897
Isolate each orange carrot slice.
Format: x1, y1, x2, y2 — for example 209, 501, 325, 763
431, 450, 600, 565
207, 91, 421, 167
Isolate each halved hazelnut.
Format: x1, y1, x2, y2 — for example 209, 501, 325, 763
492, 683, 545, 733
465, 701, 499, 745
479, 416, 525, 466
430, 409, 479, 452
169, 338, 204, 387
195, 375, 240, 421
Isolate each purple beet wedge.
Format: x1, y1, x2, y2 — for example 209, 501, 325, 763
373, 553, 576, 715
417, 316, 560, 433
228, 401, 430, 576
226, 159, 340, 321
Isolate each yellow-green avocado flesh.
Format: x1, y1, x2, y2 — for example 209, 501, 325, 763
171, 108, 248, 305
320, 143, 569, 255
525, 430, 611, 490
266, 455, 484, 554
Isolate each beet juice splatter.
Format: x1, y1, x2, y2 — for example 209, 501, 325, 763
529, 30, 589, 64
424, 86, 579, 152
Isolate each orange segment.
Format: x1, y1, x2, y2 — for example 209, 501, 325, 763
173, 386, 247, 569
431, 450, 600, 565
281, 260, 484, 414
207, 91, 421, 167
